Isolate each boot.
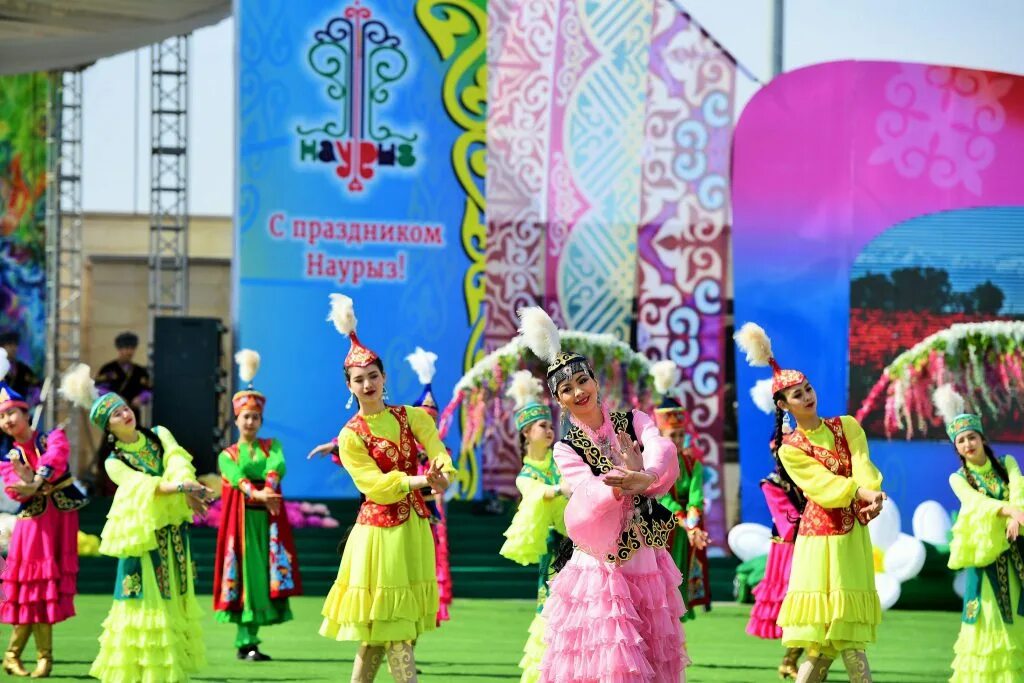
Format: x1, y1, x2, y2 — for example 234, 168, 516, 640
29, 624, 52, 678
351, 643, 384, 683
384, 642, 418, 683
795, 655, 833, 683
841, 649, 873, 683
778, 647, 803, 679
3, 625, 32, 677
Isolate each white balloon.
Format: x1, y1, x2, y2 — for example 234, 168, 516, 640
953, 571, 967, 599
883, 533, 927, 582
727, 522, 772, 562
875, 572, 902, 610
869, 499, 902, 551
912, 500, 952, 546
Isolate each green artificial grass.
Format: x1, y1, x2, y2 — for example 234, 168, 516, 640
18, 596, 957, 682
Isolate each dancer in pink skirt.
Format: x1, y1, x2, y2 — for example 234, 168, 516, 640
0, 352, 85, 677
517, 307, 689, 683
747, 379, 807, 678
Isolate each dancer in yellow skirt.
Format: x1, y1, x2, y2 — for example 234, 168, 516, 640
933, 385, 1024, 682
736, 323, 886, 683
316, 295, 453, 682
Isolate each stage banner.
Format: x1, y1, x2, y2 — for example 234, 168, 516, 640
0, 74, 48, 377
236, 0, 485, 498
486, 1, 734, 539
733, 62, 1024, 529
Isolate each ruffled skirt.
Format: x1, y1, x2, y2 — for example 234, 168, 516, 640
539, 547, 689, 683
320, 514, 438, 644
89, 549, 206, 682
950, 568, 1024, 682
432, 517, 452, 625
747, 540, 794, 639
520, 612, 546, 683
0, 506, 78, 625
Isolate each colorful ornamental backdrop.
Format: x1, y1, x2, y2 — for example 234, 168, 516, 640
0, 74, 48, 375
732, 62, 1024, 528
486, 0, 734, 548
236, 0, 484, 499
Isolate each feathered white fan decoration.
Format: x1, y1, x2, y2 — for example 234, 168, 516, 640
650, 360, 679, 397
406, 347, 438, 385
0, 348, 10, 381
327, 293, 357, 336
517, 306, 561, 363
235, 349, 261, 386
933, 384, 966, 425
750, 378, 776, 415
505, 370, 544, 411
58, 363, 98, 409
734, 322, 774, 367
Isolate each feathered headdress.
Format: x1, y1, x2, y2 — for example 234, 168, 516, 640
517, 306, 591, 394
734, 322, 805, 395
505, 369, 551, 432
650, 360, 687, 432
406, 347, 439, 418
60, 363, 126, 429
750, 378, 776, 416
328, 293, 379, 369
232, 349, 266, 415
933, 384, 982, 443
0, 348, 28, 412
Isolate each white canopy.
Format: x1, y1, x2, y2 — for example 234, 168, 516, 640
0, 1, 231, 75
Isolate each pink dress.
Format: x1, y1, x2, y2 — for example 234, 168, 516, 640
539, 409, 689, 683
746, 473, 800, 639
418, 455, 453, 624
0, 429, 79, 624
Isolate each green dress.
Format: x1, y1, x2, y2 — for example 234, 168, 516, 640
659, 456, 708, 620
215, 439, 294, 648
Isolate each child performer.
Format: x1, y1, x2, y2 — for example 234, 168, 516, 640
735, 323, 886, 683
934, 384, 1024, 683
213, 349, 302, 661
499, 370, 569, 682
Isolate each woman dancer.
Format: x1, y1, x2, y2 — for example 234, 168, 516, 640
517, 306, 691, 683
60, 364, 210, 682
934, 384, 1024, 682
500, 370, 569, 682
317, 295, 453, 682
747, 378, 807, 679
0, 350, 83, 678
735, 323, 885, 683
213, 349, 302, 661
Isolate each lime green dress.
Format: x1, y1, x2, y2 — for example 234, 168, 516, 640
89, 427, 206, 683
948, 455, 1024, 682
499, 449, 568, 683
215, 439, 294, 648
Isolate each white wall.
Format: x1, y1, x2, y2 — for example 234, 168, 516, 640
80, 2, 1024, 217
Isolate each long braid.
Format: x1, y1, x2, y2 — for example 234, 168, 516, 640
956, 441, 1008, 493
956, 452, 980, 491
771, 404, 806, 513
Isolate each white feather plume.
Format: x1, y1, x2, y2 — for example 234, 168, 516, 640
235, 349, 261, 385
58, 363, 98, 409
517, 306, 561, 363
933, 384, 966, 425
406, 347, 438, 385
0, 348, 9, 380
734, 322, 774, 367
750, 378, 776, 415
650, 360, 679, 396
505, 370, 544, 410
326, 293, 357, 336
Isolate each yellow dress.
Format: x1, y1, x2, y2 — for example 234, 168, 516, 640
776, 415, 883, 656
948, 455, 1024, 682
319, 406, 453, 644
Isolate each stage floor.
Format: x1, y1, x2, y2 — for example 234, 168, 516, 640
23, 596, 956, 681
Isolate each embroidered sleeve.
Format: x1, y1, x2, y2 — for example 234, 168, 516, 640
632, 409, 679, 496
338, 427, 411, 504
555, 441, 630, 558
948, 472, 1010, 570
407, 407, 454, 474
265, 438, 287, 487
0, 457, 32, 502
779, 443, 859, 509
35, 429, 69, 482
100, 455, 191, 558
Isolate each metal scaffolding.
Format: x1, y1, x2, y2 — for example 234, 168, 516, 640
43, 69, 84, 451
148, 35, 190, 352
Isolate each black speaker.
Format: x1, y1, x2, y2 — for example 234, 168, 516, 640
152, 317, 227, 474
